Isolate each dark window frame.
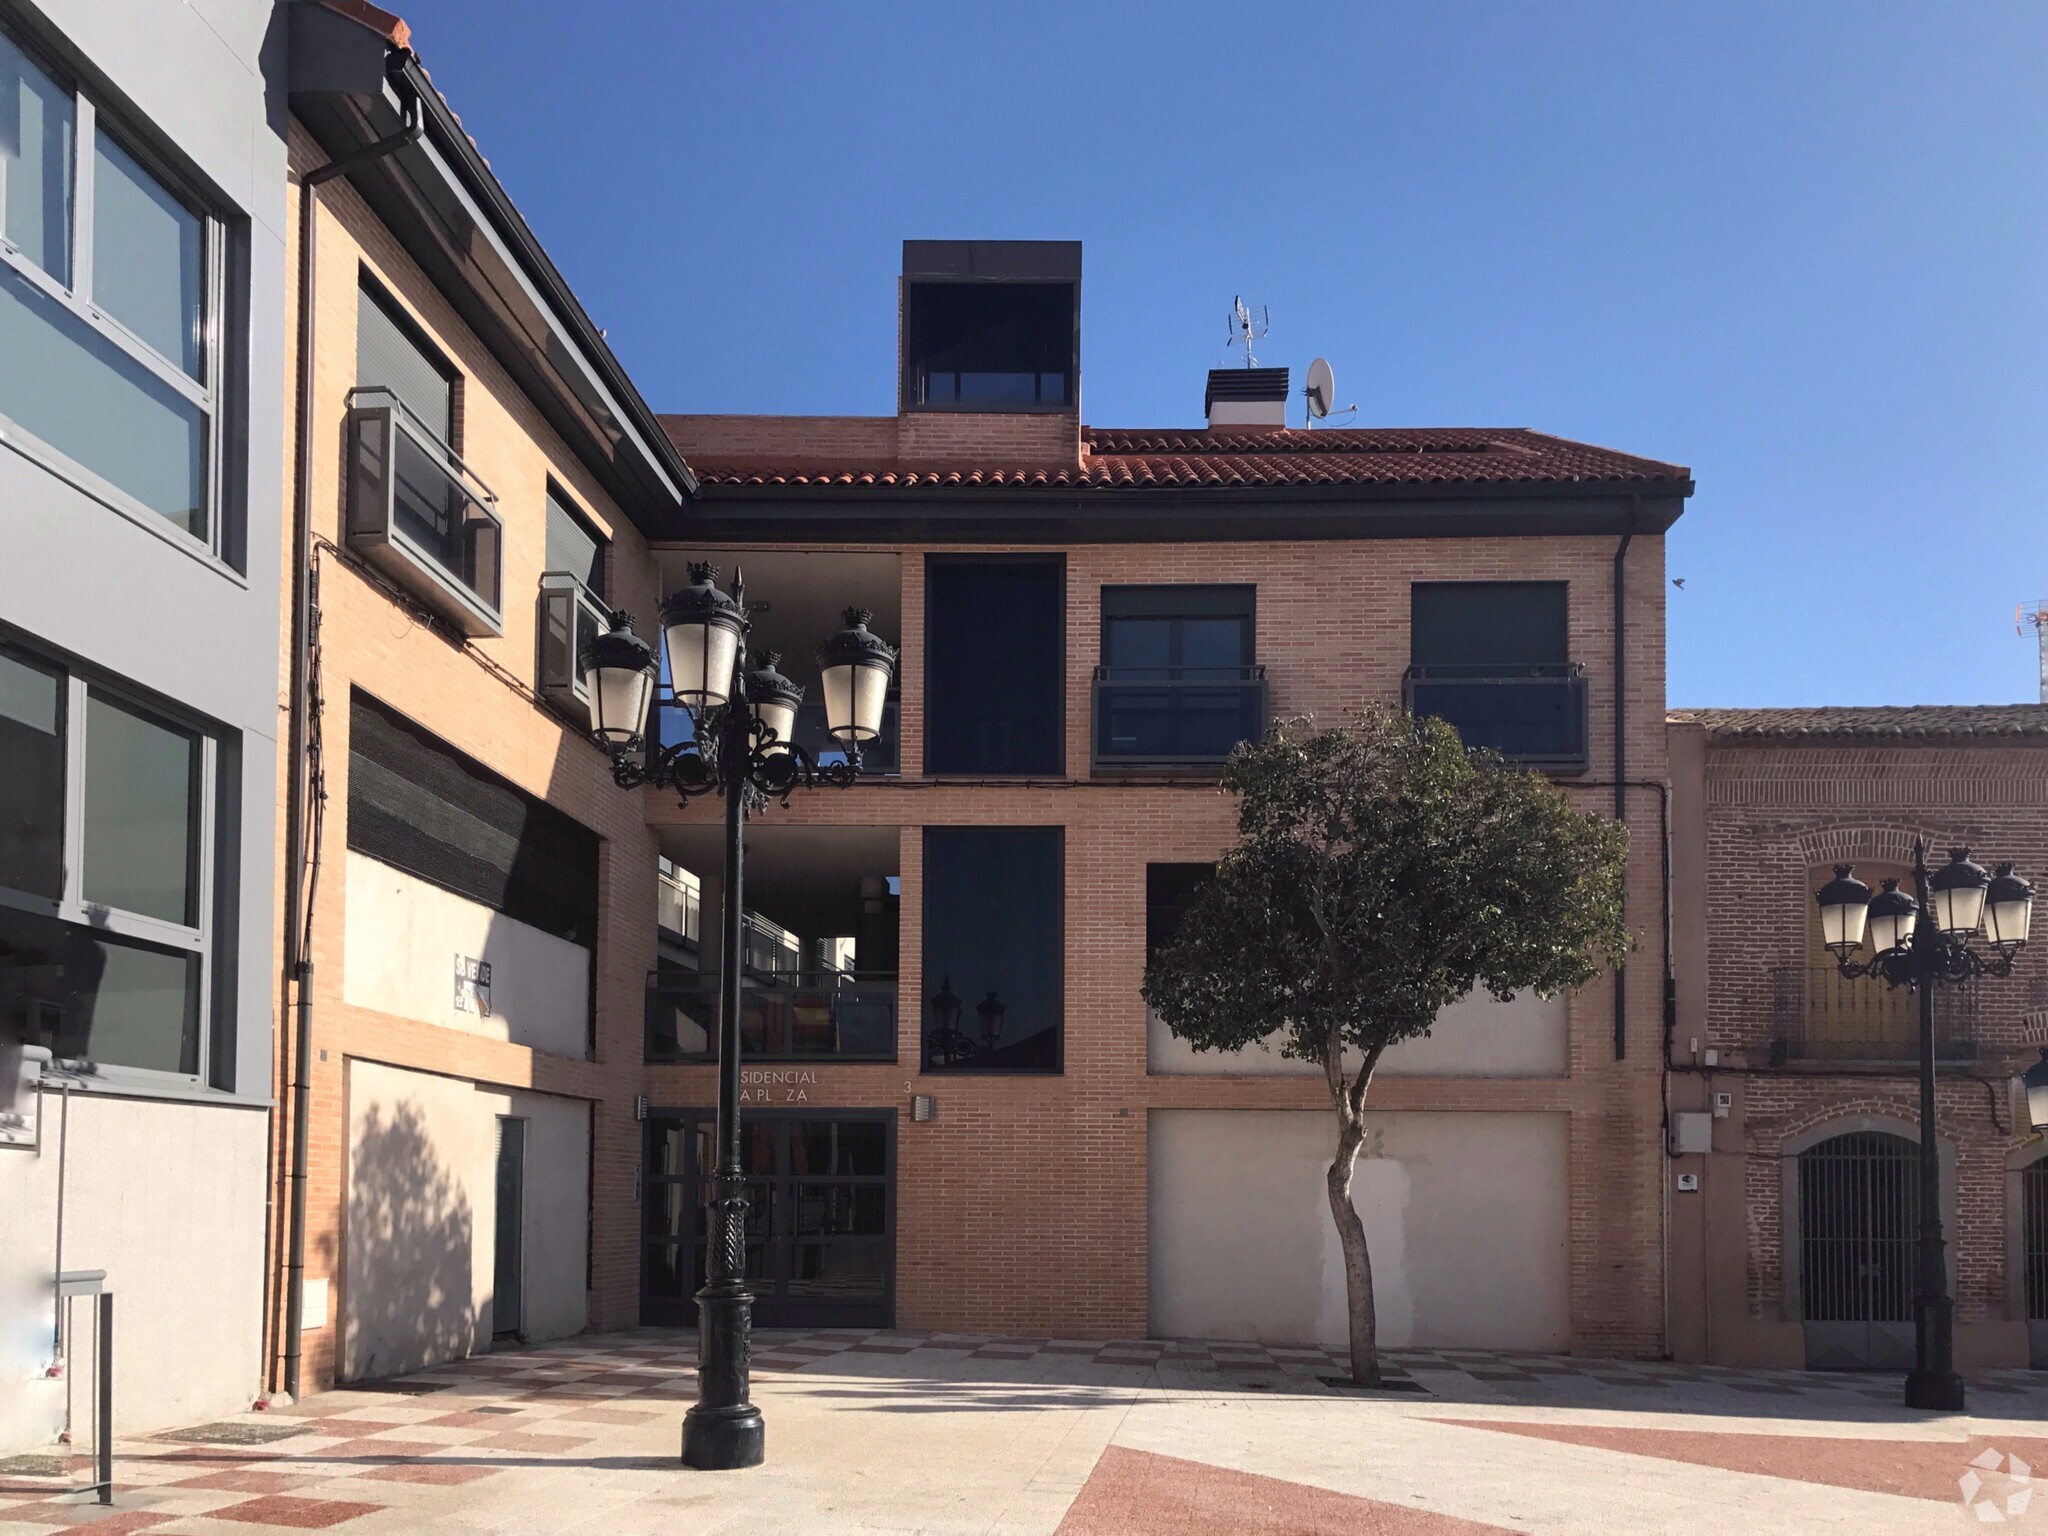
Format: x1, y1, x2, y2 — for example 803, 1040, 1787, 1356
639, 1106, 897, 1330
919, 824, 1065, 1077
1145, 862, 1216, 965
922, 553, 1067, 778
355, 267, 460, 453
1095, 584, 1264, 773
1408, 581, 1570, 670
0, 623, 229, 1089
899, 277, 1078, 416
543, 478, 608, 599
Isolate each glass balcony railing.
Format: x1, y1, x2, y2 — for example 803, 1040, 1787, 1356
1092, 665, 1267, 772
345, 387, 503, 636
1403, 663, 1589, 773
645, 971, 899, 1062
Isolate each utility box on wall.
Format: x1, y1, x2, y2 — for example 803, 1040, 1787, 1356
1673, 1111, 1714, 1155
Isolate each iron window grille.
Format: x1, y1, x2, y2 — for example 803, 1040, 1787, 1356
345, 386, 504, 636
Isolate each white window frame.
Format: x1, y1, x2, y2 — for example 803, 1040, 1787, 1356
0, 22, 229, 566
0, 643, 218, 1089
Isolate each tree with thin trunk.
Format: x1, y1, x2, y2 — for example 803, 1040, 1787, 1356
1141, 707, 1629, 1385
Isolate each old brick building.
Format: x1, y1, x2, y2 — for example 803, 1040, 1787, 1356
1668, 707, 2048, 1372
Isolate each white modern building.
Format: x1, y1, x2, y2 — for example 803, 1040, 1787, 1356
0, 0, 288, 1448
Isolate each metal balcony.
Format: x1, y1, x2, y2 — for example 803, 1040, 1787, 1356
1767, 964, 1978, 1065
537, 570, 611, 727
645, 971, 899, 1063
1092, 665, 1267, 772
1403, 663, 1589, 773
345, 387, 503, 636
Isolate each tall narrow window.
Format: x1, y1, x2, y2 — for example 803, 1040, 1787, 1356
356, 276, 454, 445
0, 23, 223, 552
922, 827, 1062, 1072
545, 483, 606, 597
925, 558, 1062, 776
1145, 863, 1214, 963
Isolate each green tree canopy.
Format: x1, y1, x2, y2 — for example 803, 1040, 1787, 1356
1141, 706, 1630, 1382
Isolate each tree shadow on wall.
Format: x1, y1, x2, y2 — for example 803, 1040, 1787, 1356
345, 1100, 476, 1383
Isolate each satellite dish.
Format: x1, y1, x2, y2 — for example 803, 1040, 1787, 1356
1304, 357, 1335, 420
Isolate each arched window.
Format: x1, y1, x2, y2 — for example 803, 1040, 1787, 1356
1799, 1130, 1918, 1369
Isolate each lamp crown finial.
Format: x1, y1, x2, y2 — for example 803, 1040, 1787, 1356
1833, 863, 1853, 879
1948, 846, 1972, 863
843, 607, 873, 629
686, 560, 719, 586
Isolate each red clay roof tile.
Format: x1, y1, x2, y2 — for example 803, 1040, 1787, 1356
672, 424, 1688, 491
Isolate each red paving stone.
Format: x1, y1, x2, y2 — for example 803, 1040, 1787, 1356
556, 1407, 659, 1425
1055, 1446, 1518, 1536
418, 1411, 510, 1429
49, 1513, 175, 1535
309, 1438, 439, 1462
1434, 1421, 2048, 1503
206, 1494, 384, 1527
356, 1461, 502, 1486
169, 1467, 313, 1494
471, 1430, 592, 1453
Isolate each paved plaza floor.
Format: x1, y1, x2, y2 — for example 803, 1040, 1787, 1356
3, 1329, 2045, 1533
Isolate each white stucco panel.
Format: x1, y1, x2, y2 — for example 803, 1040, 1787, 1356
342, 851, 591, 1057
342, 1060, 589, 1385
0, 1090, 266, 1451
1147, 987, 1568, 1077
1148, 1109, 1569, 1351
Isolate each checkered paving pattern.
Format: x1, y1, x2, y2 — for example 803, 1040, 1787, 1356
1, 1331, 2042, 1531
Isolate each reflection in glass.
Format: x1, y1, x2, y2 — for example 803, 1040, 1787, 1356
0, 906, 199, 1073
0, 262, 206, 534
92, 132, 203, 378
82, 691, 197, 925
922, 827, 1062, 1071
0, 31, 73, 282
0, 649, 63, 898
787, 1243, 885, 1300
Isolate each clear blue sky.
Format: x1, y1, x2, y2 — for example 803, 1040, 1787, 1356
404, 1, 2047, 708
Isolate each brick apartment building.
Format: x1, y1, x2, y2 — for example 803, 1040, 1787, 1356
266, 42, 1696, 1387
1668, 708, 2048, 1372
646, 240, 1691, 1357
272, 2, 686, 1391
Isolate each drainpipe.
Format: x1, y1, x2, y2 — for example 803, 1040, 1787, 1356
1611, 499, 1638, 1060
277, 78, 421, 1403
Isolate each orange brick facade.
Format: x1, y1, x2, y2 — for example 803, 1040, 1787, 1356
1668, 721, 2048, 1369
273, 121, 1678, 1392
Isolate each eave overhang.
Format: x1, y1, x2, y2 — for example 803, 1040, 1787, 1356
655, 477, 1691, 546
288, 10, 694, 532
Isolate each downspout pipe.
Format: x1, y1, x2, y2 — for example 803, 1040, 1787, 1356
1610, 498, 1639, 1061
278, 76, 420, 1403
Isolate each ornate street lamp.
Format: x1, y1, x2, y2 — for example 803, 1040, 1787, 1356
2025, 1048, 2048, 1135
583, 562, 896, 1471
1814, 841, 2033, 1412
927, 976, 970, 1067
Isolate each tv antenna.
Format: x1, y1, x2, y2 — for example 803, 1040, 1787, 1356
1228, 296, 1268, 367
2020, 602, 2047, 703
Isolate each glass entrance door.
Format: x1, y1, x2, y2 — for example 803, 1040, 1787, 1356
641, 1110, 894, 1329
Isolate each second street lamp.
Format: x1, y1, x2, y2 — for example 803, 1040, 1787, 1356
581, 564, 896, 1470
1814, 841, 2033, 1412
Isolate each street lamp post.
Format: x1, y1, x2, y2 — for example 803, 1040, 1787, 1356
582, 562, 897, 1470
1814, 842, 2034, 1412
